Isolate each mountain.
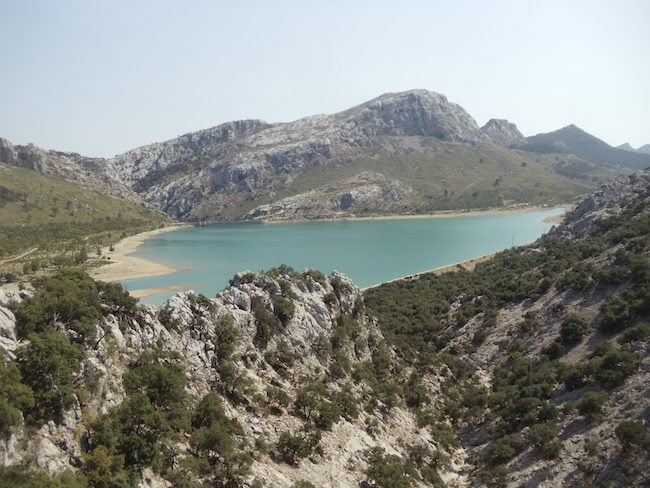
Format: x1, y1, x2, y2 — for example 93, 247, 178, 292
0, 164, 167, 259
0, 138, 133, 201
1, 90, 635, 224
1, 171, 648, 487
105, 90, 597, 221
524, 125, 650, 170
618, 142, 650, 155
480, 118, 525, 147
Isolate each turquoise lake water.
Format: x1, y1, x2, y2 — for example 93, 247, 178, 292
123, 208, 564, 306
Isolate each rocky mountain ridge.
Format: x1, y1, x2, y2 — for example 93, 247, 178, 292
617, 142, 650, 155
2, 89, 628, 224
524, 125, 650, 170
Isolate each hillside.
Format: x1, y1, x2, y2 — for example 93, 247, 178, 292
0, 171, 648, 487
3, 90, 626, 225
0, 164, 167, 260
106, 91, 599, 221
524, 125, 650, 170
365, 171, 650, 486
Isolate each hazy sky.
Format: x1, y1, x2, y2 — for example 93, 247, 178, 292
1, 0, 648, 157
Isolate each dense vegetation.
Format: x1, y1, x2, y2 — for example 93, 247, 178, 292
365, 191, 650, 485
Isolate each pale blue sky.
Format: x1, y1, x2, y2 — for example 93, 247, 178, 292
1, 0, 648, 157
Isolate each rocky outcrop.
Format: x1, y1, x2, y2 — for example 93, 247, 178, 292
0, 138, 135, 200
558, 171, 650, 237
481, 118, 525, 147
0, 270, 451, 487
337, 90, 488, 143
244, 172, 415, 221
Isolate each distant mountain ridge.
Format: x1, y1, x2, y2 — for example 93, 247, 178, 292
523, 124, 650, 170
617, 142, 650, 155
0, 89, 642, 222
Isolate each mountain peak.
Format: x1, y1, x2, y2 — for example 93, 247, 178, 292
338, 89, 487, 143
481, 118, 525, 147
525, 125, 650, 169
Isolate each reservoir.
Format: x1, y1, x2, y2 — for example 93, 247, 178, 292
123, 208, 564, 306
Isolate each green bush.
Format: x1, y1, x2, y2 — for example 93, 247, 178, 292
123, 350, 189, 430
276, 424, 322, 465
88, 393, 170, 469
273, 297, 295, 324
13, 269, 102, 342
291, 481, 316, 488
483, 435, 521, 467
618, 323, 650, 344
212, 314, 239, 361
615, 421, 649, 450
560, 314, 590, 345
254, 306, 276, 347
82, 446, 130, 488
364, 448, 414, 488
16, 331, 83, 425
0, 351, 34, 438
577, 391, 609, 421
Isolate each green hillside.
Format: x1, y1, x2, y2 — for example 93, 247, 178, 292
0, 164, 167, 259
191, 139, 610, 220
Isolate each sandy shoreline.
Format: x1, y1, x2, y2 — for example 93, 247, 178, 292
89, 225, 191, 283
261, 204, 570, 225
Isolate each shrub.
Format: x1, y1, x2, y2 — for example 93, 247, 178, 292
615, 421, 649, 450
618, 323, 650, 344
292, 481, 316, 488
82, 445, 130, 488
273, 297, 295, 324
577, 391, 609, 421
276, 424, 322, 465
560, 314, 590, 345
254, 306, 276, 347
123, 350, 189, 430
598, 295, 632, 333
16, 331, 83, 425
591, 348, 640, 389
212, 314, 239, 361
302, 269, 327, 288
13, 269, 102, 342
483, 435, 521, 467
88, 393, 170, 469
0, 351, 34, 438
364, 448, 414, 488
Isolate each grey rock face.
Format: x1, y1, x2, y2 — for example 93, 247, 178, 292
0, 138, 135, 200
481, 118, 526, 146
104, 90, 488, 220
2, 268, 465, 486
558, 170, 650, 237
243, 172, 414, 221
0, 306, 17, 356
338, 90, 487, 143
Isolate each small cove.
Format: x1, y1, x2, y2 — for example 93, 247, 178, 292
123, 208, 565, 306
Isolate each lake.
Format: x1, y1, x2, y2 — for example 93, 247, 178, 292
123, 208, 564, 306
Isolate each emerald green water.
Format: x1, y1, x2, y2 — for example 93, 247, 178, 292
124, 209, 563, 306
